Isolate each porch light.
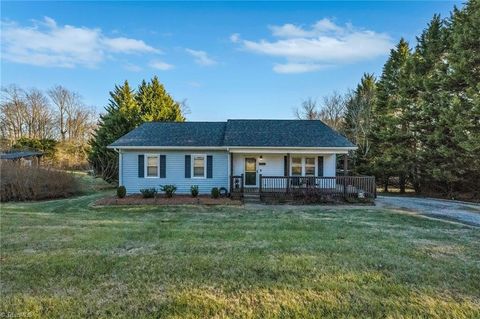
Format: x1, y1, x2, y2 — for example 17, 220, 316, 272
259, 155, 263, 161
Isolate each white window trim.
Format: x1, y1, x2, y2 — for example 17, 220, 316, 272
145, 154, 160, 178
191, 154, 207, 179
290, 156, 317, 177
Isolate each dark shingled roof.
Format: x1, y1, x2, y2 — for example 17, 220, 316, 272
109, 120, 355, 148
109, 122, 226, 147
0, 150, 43, 160
224, 120, 355, 147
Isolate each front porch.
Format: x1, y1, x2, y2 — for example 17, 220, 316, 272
230, 175, 376, 201
228, 150, 376, 202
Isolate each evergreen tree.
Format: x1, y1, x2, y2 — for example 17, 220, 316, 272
136, 76, 185, 122
411, 14, 449, 192
439, 0, 480, 195
344, 73, 376, 174
88, 76, 185, 183
88, 81, 137, 182
370, 39, 411, 192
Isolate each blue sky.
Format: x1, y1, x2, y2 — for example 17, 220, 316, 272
1, 1, 461, 121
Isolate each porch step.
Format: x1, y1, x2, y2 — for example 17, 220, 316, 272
243, 193, 261, 203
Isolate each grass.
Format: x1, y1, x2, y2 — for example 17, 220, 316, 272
1, 177, 479, 318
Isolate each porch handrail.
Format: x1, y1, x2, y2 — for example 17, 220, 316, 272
259, 175, 376, 199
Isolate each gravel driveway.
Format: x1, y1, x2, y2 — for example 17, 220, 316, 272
376, 195, 480, 227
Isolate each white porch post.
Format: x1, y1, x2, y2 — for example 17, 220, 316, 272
227, 152, 232, 192
118, 149, 123, 186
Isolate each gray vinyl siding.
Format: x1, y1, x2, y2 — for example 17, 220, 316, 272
121, 150, 228, 194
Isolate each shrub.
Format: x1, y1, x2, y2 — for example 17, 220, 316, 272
0, 161, 80, 202
160, 185, 177, 198
117, 186, 126, 198
190, 185, 199, 197
140, 188, 157, 198
211, 187, 220, 198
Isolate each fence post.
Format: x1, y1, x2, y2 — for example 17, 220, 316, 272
241, 173, 244, 194
259, 174, 263, 193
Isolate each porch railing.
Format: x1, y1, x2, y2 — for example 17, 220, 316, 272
230, 175, 376, 199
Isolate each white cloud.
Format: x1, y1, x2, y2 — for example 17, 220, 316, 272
230, 33, 240, 43
150, 60, 174, 70
273, 63, 329, 74
103, 37, 158, 53
185, 48, 217, 66
1, 17, 159, 68
234, 18, 393, 73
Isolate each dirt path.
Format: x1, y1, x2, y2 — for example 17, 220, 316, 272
376, 195, 480, 227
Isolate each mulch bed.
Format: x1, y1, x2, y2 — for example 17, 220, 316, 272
94, 194, 242, 206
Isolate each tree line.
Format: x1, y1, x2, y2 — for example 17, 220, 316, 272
0, 85, 96, 168
1, 85, 95, 143
297, 0, 479, 198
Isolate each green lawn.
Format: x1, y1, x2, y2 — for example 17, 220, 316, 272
1, 187, 479, 318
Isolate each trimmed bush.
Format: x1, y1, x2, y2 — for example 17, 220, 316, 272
160, 185, 177, 198
0, 161, 80, 202
117, 186, 126, 198
211, 187, 220, 199
190, 185, 199, 197
140, 188, 157, 198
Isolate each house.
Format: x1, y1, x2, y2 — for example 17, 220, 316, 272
108, 120, 375, 199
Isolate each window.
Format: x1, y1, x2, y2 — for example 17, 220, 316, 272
305, 157, 315, 176
291, 157, 302, 176
192, 155, 206, 178
290, 156, 316, 176
146, 155, 159, 177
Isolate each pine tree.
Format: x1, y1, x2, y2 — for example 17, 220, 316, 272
370, 39, 411, 192
89, 77, 186, 183
88, 81, 137, 182
136, 76, 185, 122
439, 0, 480, 195
411, 14, 449, 193
344, 73, 376, 174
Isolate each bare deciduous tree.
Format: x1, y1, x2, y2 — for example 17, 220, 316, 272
1, 84, 96, 145
48, 85, 71, 141
294, 92, 347, 131
25, 89, 55, 140
1, 85, 27, 141
1, 86, 55, 141
294, 98, 320, 120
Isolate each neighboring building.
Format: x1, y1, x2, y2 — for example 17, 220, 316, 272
0, 150, 43, 165
108, 120, 378, 199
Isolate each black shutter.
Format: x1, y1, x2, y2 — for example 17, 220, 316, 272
138, 155, 144, 178
207, 155, 213, 178
284, 156, 288, 176
185, 155, 191, 178
318, 156, 324, 177
160, 155, 166, 178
